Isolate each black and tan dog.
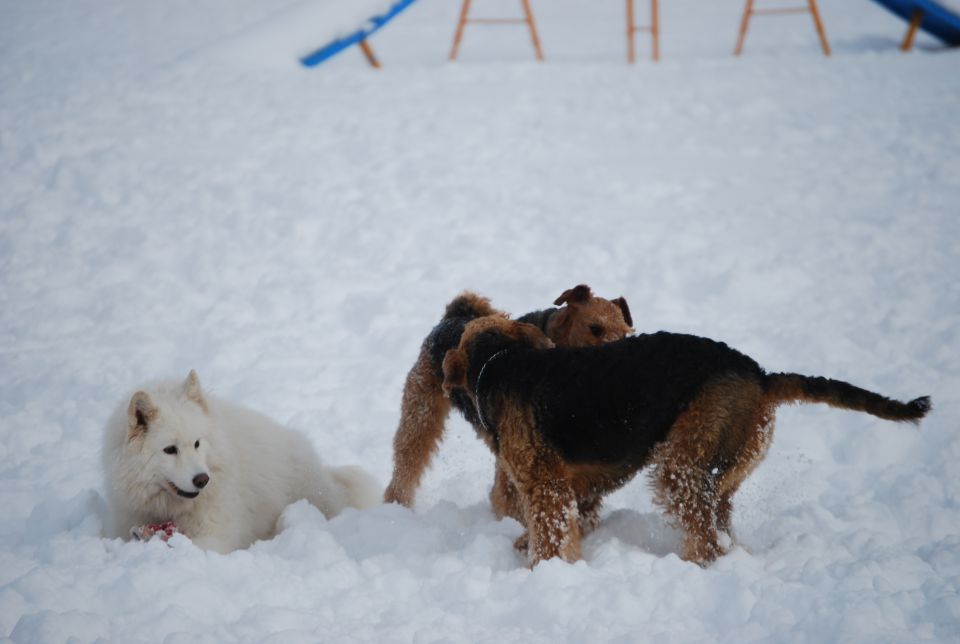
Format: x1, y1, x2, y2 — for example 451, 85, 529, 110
383, 285, 634, 509
441, 317, 931, 567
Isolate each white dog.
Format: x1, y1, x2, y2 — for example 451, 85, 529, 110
102, 370, 381, 553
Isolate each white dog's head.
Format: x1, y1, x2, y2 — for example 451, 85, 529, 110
124, 370, 215, 504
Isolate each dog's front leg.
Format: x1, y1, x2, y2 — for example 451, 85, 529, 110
522, 476, 581, 566
577, 495, 603, 537
503, 449, 581, 565
490, 458, 523, 522
498, 406, 582, 566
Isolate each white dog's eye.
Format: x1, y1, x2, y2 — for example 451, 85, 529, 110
194, 440, 200, 449
163, 445, 178, 455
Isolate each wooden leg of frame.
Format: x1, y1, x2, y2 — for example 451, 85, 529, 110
901, 9, 923, 52
651, 0, 660, 61
522, 0, 545, 61
449, 0, 473, 61
734, 0, 755, 56
626, 0, 636, 63
359, 40, 381, 68
808, 0, 831, 56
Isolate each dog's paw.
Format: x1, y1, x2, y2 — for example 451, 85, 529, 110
513, 532, 530, 553
131, 521, 179, 544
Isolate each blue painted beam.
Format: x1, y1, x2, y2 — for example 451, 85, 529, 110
300, 0, 419, 67
869, 0, 960, 45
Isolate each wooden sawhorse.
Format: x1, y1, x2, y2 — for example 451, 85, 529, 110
626, 0, 660, 62
734, 0, 831, 56
449, 0, 545, 61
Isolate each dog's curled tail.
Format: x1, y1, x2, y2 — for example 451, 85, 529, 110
443, 291, 502, 321
763, 372, 930, 423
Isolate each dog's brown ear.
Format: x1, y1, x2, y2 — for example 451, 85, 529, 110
128, 391, 157, 440
518, 322, 556, 350
441, 349, 467, 396
182, 369, 208, 412
612, 296, 633, 327
554, 284, 593, 307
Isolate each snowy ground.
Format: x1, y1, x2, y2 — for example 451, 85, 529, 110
2, 0, 959, 641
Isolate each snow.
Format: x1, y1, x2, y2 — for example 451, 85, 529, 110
2, 0, 959, 641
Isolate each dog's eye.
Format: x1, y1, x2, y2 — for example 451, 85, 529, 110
589, 324, 604, 338
163, 445, 178, 455
194, 440, 200, 449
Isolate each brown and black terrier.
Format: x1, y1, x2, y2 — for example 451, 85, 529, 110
441, 317, 931, 567
383, 285, 634, 509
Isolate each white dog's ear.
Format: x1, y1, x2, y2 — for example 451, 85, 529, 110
127, 391, 157, 439
183, 369, 208, 412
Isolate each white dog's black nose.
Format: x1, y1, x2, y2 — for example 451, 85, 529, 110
193, 473, 210, 489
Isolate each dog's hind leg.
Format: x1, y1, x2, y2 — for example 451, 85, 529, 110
716, 403, 776, 541
716, 492, 736, 541
651, 453, 722, 566
649, 387, 727, 566
384, 347, 452, 507
651, 376, 768, 565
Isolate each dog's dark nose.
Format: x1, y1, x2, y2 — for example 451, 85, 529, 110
193, 473, 209, 489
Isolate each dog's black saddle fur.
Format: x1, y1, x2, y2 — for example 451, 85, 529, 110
474, 332, 765, 465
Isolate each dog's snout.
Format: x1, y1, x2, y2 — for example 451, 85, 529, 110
193, 473, 210, 489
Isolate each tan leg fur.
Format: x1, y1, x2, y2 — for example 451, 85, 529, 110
383, 347, 452, 506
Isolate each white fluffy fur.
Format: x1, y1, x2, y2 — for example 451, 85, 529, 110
102, 371, 381, 553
